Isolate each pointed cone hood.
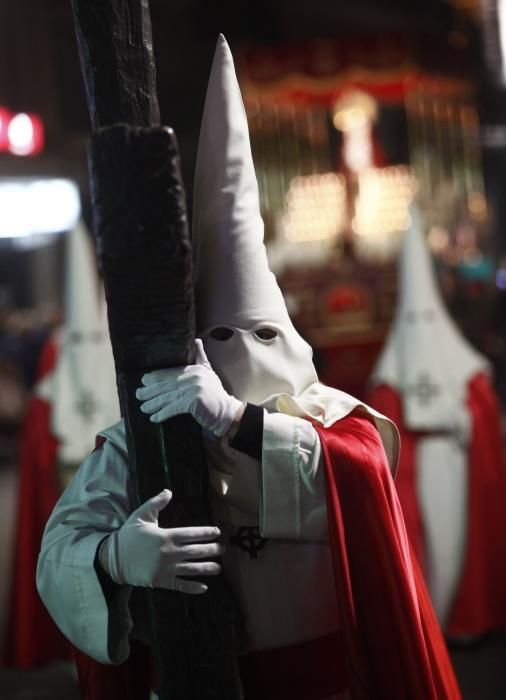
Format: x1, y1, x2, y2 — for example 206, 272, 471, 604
192, 35, 317, 404
191, 36, 400, 467
193, 35, 317, 404
193, 34, 288, 330
64, 220, 102, 335
36, 220, 120, 463
397, 205, 445, 317
371, 203, 488, 430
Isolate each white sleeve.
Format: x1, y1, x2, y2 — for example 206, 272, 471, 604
260, 412, 327, 542
36, 440, 135, 664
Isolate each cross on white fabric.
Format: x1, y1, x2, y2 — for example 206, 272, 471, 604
406, 373, 440, 406
74, 389, 99, 422
229, 526, 268, 559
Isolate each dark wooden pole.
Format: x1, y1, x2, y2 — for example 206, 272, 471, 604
70, 1, 243, 698
89, 125, 242, 699
70, 0, 160, 129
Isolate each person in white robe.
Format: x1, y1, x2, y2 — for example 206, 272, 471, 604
36, 36, 398, 700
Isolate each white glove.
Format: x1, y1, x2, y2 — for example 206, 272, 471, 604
136, 339, 244, 437
98, 489, 223, 594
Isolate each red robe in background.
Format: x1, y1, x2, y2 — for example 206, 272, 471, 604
1, 337, 71, 667
368, 372, 506, 637
71, 413, 460, 700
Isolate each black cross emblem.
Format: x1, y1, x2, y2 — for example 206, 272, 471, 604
407, 373, 439, 406
75, 390, 99, 422
229, 527, 268, 559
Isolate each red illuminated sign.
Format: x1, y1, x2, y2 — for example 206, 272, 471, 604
0, 108, 44, 156
0, 108, 12, 151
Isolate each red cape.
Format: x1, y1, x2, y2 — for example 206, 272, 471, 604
315, 413, 460, 699
72, 412, 460, 700
368, 373, 506, 637
1, 337, 71, 667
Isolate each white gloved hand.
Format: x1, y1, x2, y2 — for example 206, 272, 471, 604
98, 489, 223, 594
136, 339, 244, 437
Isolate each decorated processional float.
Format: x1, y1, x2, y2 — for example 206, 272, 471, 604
236, 31, 493, 400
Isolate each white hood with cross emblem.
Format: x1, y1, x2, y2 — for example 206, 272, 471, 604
371, 204, 488, 432
36, 221, 120, 465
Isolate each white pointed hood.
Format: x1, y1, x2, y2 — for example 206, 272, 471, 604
192, 35, 399, 475
371, 204, 488, 431
64, 219, 103, 335
36, 221, 120, 464
193, 35, 318, 405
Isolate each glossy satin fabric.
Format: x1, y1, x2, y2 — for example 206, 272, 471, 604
314, 413, 461, 700
369, 374, 506, 637
447, 373, 506, 635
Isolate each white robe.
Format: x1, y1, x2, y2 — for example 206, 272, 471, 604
36, 412, 340, 665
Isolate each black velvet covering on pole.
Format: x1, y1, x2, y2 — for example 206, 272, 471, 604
89, 125, 243, 699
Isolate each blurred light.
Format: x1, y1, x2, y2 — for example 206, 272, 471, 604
496, 268, 506, 289
352, 166, 417, 238
7, 112, 44, 156
456, 223, 476, 248
467, 191, 488, 221
482, 0, 506, 83
443, 248, 460, 265
0, 178, 80, 238
463, 249, 482, 263
334, 106, 368, 131
0, 107, 12, 151
458, 254, 493, 281
282, 172, 346, 242
343, 123, 373, 173
333, 92, 378, 174
427, 226, 450, 253
499, 0, 506, 83
332, 91, 377, 132
481, 124, 506, 147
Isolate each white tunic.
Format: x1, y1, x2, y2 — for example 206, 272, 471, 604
36, 412, 340, 665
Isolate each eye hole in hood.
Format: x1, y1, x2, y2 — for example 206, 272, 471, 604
254, 328, 278, 341
210, 326, 235, 341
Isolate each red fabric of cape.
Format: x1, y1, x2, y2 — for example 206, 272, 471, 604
447, 373, 506, 635
314, 413, 461, 699
368, 374, 506, 637
1, 337, 71, 667
73, 641, 152, 700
